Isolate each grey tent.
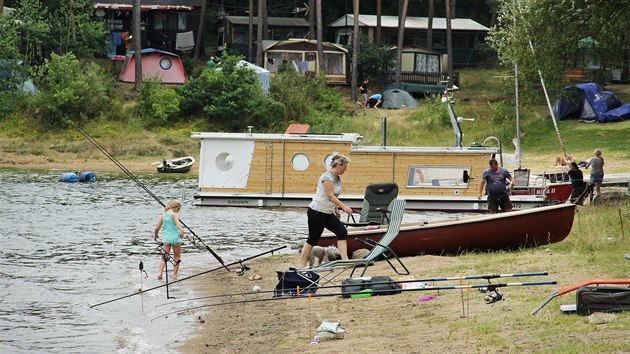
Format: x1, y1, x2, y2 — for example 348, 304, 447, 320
382, 89, 419, 109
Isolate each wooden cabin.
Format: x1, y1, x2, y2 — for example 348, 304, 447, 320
191, 132, 547, 211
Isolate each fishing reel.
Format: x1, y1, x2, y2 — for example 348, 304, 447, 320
479, 283, 504, 305
236, 263, 251, 276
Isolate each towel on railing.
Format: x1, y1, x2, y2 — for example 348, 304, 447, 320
176, 31, 195, 51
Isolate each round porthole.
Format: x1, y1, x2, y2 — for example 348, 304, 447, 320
324, 154, 334, 169
215, 152, 234, 171
159, 57, 172, 70
291, 153, 310, 171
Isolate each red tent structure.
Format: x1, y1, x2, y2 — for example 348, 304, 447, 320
118, 48, 185, 84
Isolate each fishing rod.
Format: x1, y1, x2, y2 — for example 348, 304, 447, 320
72, 124, 226, 268
155, 271, 550, 308
151, 280, 558, 321
531, 278, 630, 315
89, 245, 286, 309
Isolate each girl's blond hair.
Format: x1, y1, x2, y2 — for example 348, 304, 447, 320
330, 152, 351, 168
164, 199, 182, 212
594, 148, 602, 157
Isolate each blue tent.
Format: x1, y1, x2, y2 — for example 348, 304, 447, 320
553, 83, 630, 123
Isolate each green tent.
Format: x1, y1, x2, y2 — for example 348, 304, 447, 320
382, 89, 419, 109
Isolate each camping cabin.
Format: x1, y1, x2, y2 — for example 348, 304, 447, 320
191, 131, 547, 211
263, 39, 349, 84
93, 1, 202, 55
383, 46, 455, 94
118, 49, 186, 84
330, 14, 489, 67
218, 16, 310, 58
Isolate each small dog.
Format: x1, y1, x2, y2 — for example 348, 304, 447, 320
309, 246, 341, 267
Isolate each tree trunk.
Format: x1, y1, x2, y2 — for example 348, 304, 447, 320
317, 0, 324, 75
248, 0, 253, 62
0, 0, 4, 15
427, 0, 433, 49
194, 0, 208, 59
376, 0, 381, 46
262, 0, 268, 40
308, 0, 315, 40
395, 0, 409, 89
351, 0, 360, 101
133, 0, 142, 91
256, 0, 263, 66
446, 0, 453, 86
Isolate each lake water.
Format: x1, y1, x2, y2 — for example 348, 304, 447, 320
0, 169, 464, 353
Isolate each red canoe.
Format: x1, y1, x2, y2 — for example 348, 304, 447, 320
318, 203, 576, 257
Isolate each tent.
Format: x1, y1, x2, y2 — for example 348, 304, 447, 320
0, 59, 37, 94
553, 83, 630, 123
236, 60, 270, 94
118, 48, 185, 84
382, 89, 419, 109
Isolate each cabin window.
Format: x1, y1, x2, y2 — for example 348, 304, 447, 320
291, 153, 310, 171
216, 152, 234, 171
407, 166, 470, 188
324, 53, 344, 75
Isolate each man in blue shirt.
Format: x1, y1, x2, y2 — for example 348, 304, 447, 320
367, 93, 382, 109
477, 158, 515, 213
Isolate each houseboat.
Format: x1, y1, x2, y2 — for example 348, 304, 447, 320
191, 131, 551, 211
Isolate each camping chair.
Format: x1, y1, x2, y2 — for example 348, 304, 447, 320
310, 199, 410, 279
344, 182, 399, 227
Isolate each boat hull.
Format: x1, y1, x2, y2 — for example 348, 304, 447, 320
317, 203, 576, 256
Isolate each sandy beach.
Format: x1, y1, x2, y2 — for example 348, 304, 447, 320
171, 247, 629, 353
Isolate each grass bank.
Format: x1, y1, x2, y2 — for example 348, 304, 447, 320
1, 67, 629, 174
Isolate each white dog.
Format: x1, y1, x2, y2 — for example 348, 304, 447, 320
309, 246, 341, 267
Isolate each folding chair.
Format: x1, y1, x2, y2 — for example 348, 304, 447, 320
311, 199, 409, 278
345, 182, 398, 227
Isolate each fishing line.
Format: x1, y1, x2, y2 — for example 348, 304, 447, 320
89, 246, 286, 308
150, 280, 558, 321
73, 124, 226, 267
154, 271, 550, 308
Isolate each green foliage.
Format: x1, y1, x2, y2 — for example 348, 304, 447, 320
348, 35, 395, 81
33, 53, 114, 129
408, 98, 451, 130
269, 69, 343, 124
487, 0, 630, 102
13, 0, 51, 61
138, 79, 181, 128
0, 16, 20, 60
178, 52, 267, 131
46, 0, 108, 58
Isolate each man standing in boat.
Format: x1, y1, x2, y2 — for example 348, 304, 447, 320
478, 158, 515, 213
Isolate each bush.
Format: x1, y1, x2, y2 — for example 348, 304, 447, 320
269, 70, 343, 124
33, 53, 114, 129
138, 79, 181, 127
178, 52, 266, 131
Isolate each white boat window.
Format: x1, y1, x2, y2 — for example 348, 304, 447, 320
407, 166, 470, 188
215, 152, 234, 171
291, 153, 310, 171
324, 154, 333, 169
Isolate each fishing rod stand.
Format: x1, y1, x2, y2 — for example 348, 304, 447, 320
157, 243, 179, 300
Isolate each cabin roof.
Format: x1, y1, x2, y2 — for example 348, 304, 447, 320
191, 132, 499, 154
226, 16, 310, 27
330, 14, 490, 32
